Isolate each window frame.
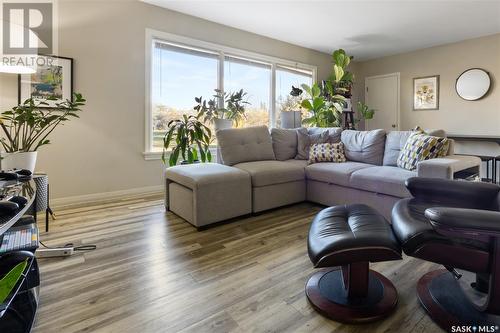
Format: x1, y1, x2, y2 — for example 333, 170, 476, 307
144, 28, 317, 160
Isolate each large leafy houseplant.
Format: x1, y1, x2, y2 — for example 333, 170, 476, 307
195, 89, 250, 127
327, 49, 354, 98
300, 83, 342, 127
0, 93, 86, 152
162, 113, 212, 167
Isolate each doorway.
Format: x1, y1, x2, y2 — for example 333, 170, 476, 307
364, 73, 400, 131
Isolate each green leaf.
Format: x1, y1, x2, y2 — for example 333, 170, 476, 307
0, 259, 27, 304
333, 65, 344, 82
300, 84, 312, 96
311, 85, 321, 98
312, 97, 325, 110
300, 100, 313, 110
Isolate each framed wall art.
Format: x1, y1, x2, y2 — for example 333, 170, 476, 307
413, 75, 439, 110
18, 55, 73, 107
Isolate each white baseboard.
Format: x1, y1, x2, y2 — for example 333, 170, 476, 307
51, 185, 164, 210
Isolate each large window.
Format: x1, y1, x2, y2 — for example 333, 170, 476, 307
146, 30, 316, 155
224, 56, 271, 128
151, 43, 218, 150
275, 66, 313, 127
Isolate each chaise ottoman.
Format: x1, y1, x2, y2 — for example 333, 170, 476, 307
165, 163, 251, 228
306, 204, 402, 323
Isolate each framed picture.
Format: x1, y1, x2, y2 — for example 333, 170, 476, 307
413, 75, 439, 110
18, 55, 73, 107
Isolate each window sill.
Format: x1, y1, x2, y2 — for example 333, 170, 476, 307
143, 148, 218, 161
143, 151, 163, 161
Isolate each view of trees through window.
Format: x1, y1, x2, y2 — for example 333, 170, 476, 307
224, 56, 271, 128
150, 40, 314, 151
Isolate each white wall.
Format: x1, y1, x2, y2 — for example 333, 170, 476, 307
0, 0, 333, 200
356, 34, 500, 177
356, 33, 500, 135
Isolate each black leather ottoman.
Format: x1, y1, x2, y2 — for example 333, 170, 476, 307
306, 204, 402, 323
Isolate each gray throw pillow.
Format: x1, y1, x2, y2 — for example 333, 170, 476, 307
341, 129, 386, 165
271, 128, 298, 161
307, 127, 342, 143
295, 127, 329, 160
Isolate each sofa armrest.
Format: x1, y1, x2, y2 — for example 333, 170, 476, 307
406, 177, 500, 208
417, 154, 481, 179
425, 207, 500, 236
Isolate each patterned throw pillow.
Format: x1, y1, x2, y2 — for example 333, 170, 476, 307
309, 142, 347, 164
397, 128, 450, 171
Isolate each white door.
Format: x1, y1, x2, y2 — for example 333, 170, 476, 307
364, 73, 400, 131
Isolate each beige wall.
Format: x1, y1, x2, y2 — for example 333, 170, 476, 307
0, 0, 332, 200
356, 33, 500, 135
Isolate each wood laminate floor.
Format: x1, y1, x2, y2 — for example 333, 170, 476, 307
32, 197, 442, 333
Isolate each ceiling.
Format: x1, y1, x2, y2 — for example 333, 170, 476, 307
143, 0, 500, 61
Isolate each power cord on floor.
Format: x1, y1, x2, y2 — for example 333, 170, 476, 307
39, 241, 97, 252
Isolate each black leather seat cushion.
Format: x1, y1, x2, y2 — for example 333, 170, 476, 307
392, 198, 490, 272
308, 204, 402, 268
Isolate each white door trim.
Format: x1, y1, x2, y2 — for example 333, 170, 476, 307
364, 72, 401, 130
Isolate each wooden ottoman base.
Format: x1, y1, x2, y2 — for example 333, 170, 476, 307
305, 264, 398, 324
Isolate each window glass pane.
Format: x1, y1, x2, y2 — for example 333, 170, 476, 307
151, 42, 218, 150
275, 66, 313, 127
224, 56, 271, 128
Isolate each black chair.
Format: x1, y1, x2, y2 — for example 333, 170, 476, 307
392, 177, 500, 330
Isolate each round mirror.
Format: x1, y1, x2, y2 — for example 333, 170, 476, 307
456, 68, 491, 101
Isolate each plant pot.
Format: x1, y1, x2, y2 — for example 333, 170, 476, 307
214, 118, 232, 132
281, 111, 302, 129
0, 151, 37, 172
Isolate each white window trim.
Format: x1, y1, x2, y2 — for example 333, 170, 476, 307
144, 28, 317, 160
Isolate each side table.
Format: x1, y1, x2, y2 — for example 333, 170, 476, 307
26, 174, 54, 232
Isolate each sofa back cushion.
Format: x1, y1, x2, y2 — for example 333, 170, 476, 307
295, 128, 330, 160
216, 126, 276, 165
271, 128, 298, 161
383, 129, 448, 166
307, 127, 342, 143
341, 129, 386, 165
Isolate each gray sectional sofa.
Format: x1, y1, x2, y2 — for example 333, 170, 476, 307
165, 126, 480, 227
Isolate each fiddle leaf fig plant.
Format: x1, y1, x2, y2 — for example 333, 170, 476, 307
162, 113, 212, 166
328, 49, 355, 98
300, 83, 342, 127
0, 93, 86, 153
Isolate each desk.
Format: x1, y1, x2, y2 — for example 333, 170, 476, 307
448, 134, 500, 145
448, 134, 500, 183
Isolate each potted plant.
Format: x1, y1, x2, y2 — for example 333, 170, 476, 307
355, 101, 376, 127
195, 89, 250, 131
300, 83, 343, 127
279, 86, 303, 129
0, 93, 86, 172
162, 113, 212, 167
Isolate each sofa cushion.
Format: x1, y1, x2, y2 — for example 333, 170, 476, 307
271, 128, 297, 161
350, 166, 416, 198
295, 128, 329, 160
216, 126, 276, 166
234, 160, 305, 187
305, 162, 372, 187
383, 131, 412, 166
341, 129, 386, 165
307, 127, 342, 143
383, 129, 448, 166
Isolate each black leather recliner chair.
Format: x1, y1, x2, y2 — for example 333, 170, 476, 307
392, 177, 500, 330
